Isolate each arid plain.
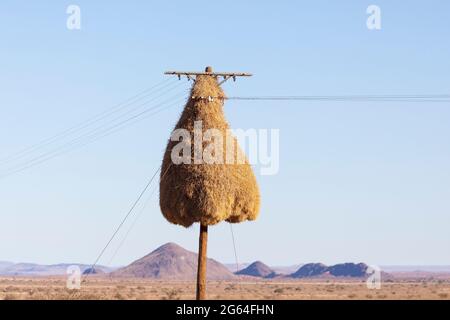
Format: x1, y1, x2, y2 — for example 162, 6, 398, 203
1, 276, 450, 300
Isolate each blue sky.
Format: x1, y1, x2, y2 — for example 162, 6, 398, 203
0, 1, 449, 267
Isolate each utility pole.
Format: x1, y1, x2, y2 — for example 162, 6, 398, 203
164, 66, 252, 300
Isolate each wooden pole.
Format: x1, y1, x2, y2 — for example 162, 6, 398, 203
196, 223, 208, 300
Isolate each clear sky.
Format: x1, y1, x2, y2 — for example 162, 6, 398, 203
0, 1, 449, 267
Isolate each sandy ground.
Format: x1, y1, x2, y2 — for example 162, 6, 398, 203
1, 276, 450, 300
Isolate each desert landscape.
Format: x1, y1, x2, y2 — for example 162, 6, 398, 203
1, 277, 450, 300
1, 243, 449, 300
2, 2, 450, 307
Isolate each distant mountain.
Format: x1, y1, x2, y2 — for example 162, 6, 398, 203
82, 267, 106, 275
5, 249, 448, 279
0, 261, 14, 271
225, 263, 302, 275
291, 263, 328, 278
111, 242, 235, 280
328, 263, 368, 277
236, 261, 277, 278
0, 263, 114, 276
290, 262, 369, 278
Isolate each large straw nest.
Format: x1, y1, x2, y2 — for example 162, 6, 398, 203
160, 75, 260, 227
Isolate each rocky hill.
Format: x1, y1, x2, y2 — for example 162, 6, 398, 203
111, 243, 234, 280
328, 263, 368, 277
291, 263, 328, 278
236, 261, 277, 278
290, 262, 369, 278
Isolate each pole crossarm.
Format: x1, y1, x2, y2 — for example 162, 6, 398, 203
164, 67, 252, 84
164, 71, 252, 77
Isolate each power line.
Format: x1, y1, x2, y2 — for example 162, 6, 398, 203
0, 96, 185, 179
225, 94, 450, 102
0, 92, 187, 179
0, 80, 184, 170
229, 223, 243, 294
84, 166, 161, 280
0, 94, 183, 178
0, 78, 176, 166
229, 224, 239, 273
106, 189, 155, 266
107, 164, 172, 266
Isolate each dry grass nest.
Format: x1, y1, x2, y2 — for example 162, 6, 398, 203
160, 75, 260, 227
